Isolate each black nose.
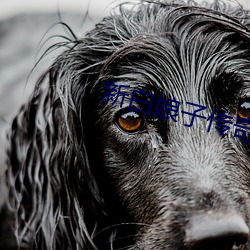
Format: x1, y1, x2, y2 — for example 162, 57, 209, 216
185, 213, 249, 250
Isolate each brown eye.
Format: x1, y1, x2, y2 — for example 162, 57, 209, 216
237, 99, 250, 119
116, 111, 145, 133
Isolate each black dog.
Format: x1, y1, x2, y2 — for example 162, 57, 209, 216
2, 0, 250, 249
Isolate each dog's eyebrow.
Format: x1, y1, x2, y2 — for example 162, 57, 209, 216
113, 75, 166, 98
208, 71, 244, 112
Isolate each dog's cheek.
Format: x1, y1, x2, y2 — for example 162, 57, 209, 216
100, 135, 161, 223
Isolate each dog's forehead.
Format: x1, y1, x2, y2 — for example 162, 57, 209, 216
102, 6, 250, 108
109, 38, 245, 107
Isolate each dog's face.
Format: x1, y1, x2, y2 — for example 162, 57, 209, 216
4, 1, 250, 250
85, 3, 250, 249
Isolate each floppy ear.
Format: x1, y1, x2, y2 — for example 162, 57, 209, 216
2, 17, 122, 249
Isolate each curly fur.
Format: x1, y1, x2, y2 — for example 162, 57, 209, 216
2, 0, 250, 249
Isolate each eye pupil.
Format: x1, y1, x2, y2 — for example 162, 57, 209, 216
116, 111, 144, 133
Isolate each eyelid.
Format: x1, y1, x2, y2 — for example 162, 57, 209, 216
239, 92, 250, 99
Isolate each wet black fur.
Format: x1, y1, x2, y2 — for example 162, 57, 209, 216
2, 0, 250, 249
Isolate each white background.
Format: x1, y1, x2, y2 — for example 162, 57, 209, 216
0, 0, 250, 20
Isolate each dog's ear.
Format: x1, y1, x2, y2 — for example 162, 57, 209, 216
3, 17, 121, 248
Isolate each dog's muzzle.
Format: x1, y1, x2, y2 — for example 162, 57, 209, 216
185, 213, 249, 250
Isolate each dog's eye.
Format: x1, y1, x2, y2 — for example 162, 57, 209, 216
237, 99, 250, 119
116, 111, 145, 133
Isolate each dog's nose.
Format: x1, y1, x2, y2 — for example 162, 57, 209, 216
185, 213, 249, 250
